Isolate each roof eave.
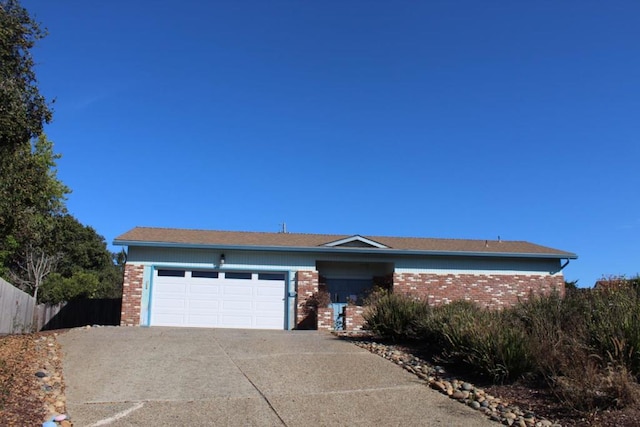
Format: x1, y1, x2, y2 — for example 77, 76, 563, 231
113, 239, 577, 260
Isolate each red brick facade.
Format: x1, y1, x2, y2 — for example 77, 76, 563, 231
295, 270, 319, 328
393, 272, 565, 309
119, 265, 565, 331
317, 307, 334, 331
121, 264, 144, 326
344, 305, 366, 331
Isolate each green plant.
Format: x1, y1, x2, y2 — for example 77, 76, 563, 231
363, 291, 430, 341
511, 288, 640, 412
422, 302, 534, 382
584, 286, 640, 376
362, 285, 640, 412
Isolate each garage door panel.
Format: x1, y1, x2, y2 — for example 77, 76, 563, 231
153, 298, 187, 309
222, 285, 253, 297
152, 313, 186, 326
151, 270, 285, 329
189, 299, 221, 310
154, 282, 187, 293
256, 286, 284, 297
222, 300, 253, 311
255, 301, 282, 311
189, 284, 221, 295
187, 314, 219, 326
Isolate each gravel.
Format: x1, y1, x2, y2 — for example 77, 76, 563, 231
0, 332, 70, 426
341, 334, 640, 427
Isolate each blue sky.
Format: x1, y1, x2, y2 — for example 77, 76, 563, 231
23, 0, 639, 287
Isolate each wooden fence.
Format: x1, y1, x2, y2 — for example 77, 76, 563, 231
37, 298, 121, 331
0, 277, 121, 333
0, 277, 35, 334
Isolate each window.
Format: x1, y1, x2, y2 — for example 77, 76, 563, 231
224, 272, 252, 280
192, 271, 219, 279
157, 269, 185, 277
258, 273, 285, 281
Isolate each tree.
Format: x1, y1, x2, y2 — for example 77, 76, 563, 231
40, 271, 101, 304
0, 1, 123, 303
0, 0, 52, 151
38, 214, 123, 303
0, 134, 69, 277
1, 0, 60, 278
48, 214, 111, 277
8, 243, 60, 302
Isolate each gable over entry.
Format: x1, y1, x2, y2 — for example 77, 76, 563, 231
322, 235, 389, 249
114, 227, 577, 331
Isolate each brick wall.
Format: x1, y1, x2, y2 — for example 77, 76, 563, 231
344, 305, 366, 331
295, 270, 319, 328
317, 307, 334, 331
121, 264, 144, 326
393, 272, 565, 309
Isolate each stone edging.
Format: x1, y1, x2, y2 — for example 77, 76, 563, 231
35, 333, 72, 426
345, 337, 562, 427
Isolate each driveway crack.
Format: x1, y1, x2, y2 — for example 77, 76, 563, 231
216, 341, 288, 427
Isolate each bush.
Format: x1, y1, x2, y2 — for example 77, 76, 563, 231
363, 283, 640, 413
583, 286, 640, 376
363, 291, 430, 341
418, 301, 534, 382
511, 289, 640, 411
40, 271, 102, 304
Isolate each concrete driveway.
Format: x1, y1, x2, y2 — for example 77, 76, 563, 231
58, 327, 494, 426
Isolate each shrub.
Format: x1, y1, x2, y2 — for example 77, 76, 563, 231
363, 285, 640, 412
583, 286, 640, 376
548, 351, 640, 412
419, 301, 534, 382
363, 291, 430, 341
513, 288, 640, 412
40, 271, 102, 304
511, 292, 584, 378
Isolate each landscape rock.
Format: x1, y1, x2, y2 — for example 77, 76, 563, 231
345, 336, 563, 426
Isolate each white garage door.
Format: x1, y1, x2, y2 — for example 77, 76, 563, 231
151, 269, 286, 329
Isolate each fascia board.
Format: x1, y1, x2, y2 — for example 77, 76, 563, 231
113, 239, 577, 260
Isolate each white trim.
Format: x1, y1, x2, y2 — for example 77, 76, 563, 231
394, 268, 564, 276
322, 235, 388, 249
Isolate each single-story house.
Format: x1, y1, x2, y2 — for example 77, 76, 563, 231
114, 227, 577, 331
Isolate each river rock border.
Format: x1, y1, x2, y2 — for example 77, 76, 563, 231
345, 337, 562, 427
34, 333, 72, 426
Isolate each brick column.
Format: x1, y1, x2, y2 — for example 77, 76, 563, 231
344, 306, 366, 331
317, 307, 334, 331
121, 264, 144, 326
295, 270, 319, 329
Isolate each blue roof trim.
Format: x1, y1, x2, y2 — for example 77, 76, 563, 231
113, 239, 578, 260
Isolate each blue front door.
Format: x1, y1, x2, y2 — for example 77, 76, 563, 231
324, 278, 372, 330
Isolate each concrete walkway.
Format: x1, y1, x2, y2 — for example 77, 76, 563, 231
58, 327, 494, 426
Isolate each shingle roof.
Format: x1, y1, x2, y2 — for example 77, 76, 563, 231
114, 227, 576, 258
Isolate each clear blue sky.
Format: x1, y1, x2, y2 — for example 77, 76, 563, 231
23, 0, 639, 287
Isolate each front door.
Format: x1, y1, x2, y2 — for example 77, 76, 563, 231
324, 278, 372, 329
